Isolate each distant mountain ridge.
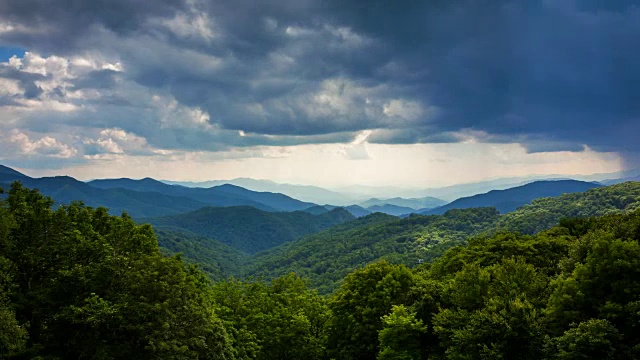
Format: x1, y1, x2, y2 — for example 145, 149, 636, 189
365, 204, 416, 216
0, 164, 28, 178
88, 178, 315, 212
163, 177, 354, 205
423, 180, 601, 215
324, 204, 372, 217
359, 196, 446, 210
0, 173, 211, 218
0, 165, 318, 217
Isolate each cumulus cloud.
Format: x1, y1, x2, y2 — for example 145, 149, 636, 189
1, 129, 77, 158
83, 128, 169, 157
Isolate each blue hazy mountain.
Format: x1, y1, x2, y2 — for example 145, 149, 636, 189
162, 177, 355, 205
422, 180, 601, 215
0, 171, 212, 218
323, 204, 372, 217
359, 196, 446, 210
1, 165, 315, 217
88, 178, 315, 212
365, 204, 417, 216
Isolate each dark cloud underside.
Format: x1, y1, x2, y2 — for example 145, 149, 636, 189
0, 0, 638, 161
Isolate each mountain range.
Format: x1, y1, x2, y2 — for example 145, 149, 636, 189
88, 177, 316, 212
163, 178, 355, 205
0, 164, 629, 220
3, 163, 640, 293
358, 196, 446, 210
160, 169, 640, 206
422, 179, 601, 215
0, 165, 316, 217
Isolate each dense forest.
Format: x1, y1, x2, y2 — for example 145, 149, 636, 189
2, 182, 640, 359
144, 206, 354, 254
243, 182, 640, 293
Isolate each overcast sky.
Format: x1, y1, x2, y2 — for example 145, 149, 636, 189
0, 0, 638, 187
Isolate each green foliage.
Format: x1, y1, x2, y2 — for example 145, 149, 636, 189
0, 182, 234, 359
211, 273, 329, 360
378, 305, 427, 360
428, 231, 573, 280
545, 233, 640, 349
327, 261, 415, 360
432, 260, 547, 360
246, 208, 499, 294
0, 257, 27, 357
3, 181, 640, 360
155, 227, 249, 280
497, 182, 640, 234
549, 319, 623, 360
144, 205, 354, 254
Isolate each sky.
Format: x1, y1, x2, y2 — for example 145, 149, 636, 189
0, 0, 638, 188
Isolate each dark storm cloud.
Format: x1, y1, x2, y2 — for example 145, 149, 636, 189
0, 0, 187, 53
1, 0, 639, 159
321, 0, 640, 151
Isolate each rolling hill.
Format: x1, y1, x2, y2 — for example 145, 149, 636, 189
496, 181, 640, 234
0, 164, 28, 178
324, 204, 372, 217
244, 181, 640, 293
244, 208, 500, 293
155, 227, 249, 280
423, 180, 601, 215
142, 206, 355, 254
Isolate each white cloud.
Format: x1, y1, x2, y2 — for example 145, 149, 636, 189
4, 130, 77, 158
83, 128, 168, 156
1, 52, 124, 116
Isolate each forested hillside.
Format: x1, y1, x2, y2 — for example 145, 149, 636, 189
155, 227, 249, 280
497, 181, 640, 234
143, 206, 355, 254
246, 182, 640, 293
245, 208, 499, 293
2, 182, 640, 359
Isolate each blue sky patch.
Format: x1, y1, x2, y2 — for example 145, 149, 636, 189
0, 46, 26, 62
